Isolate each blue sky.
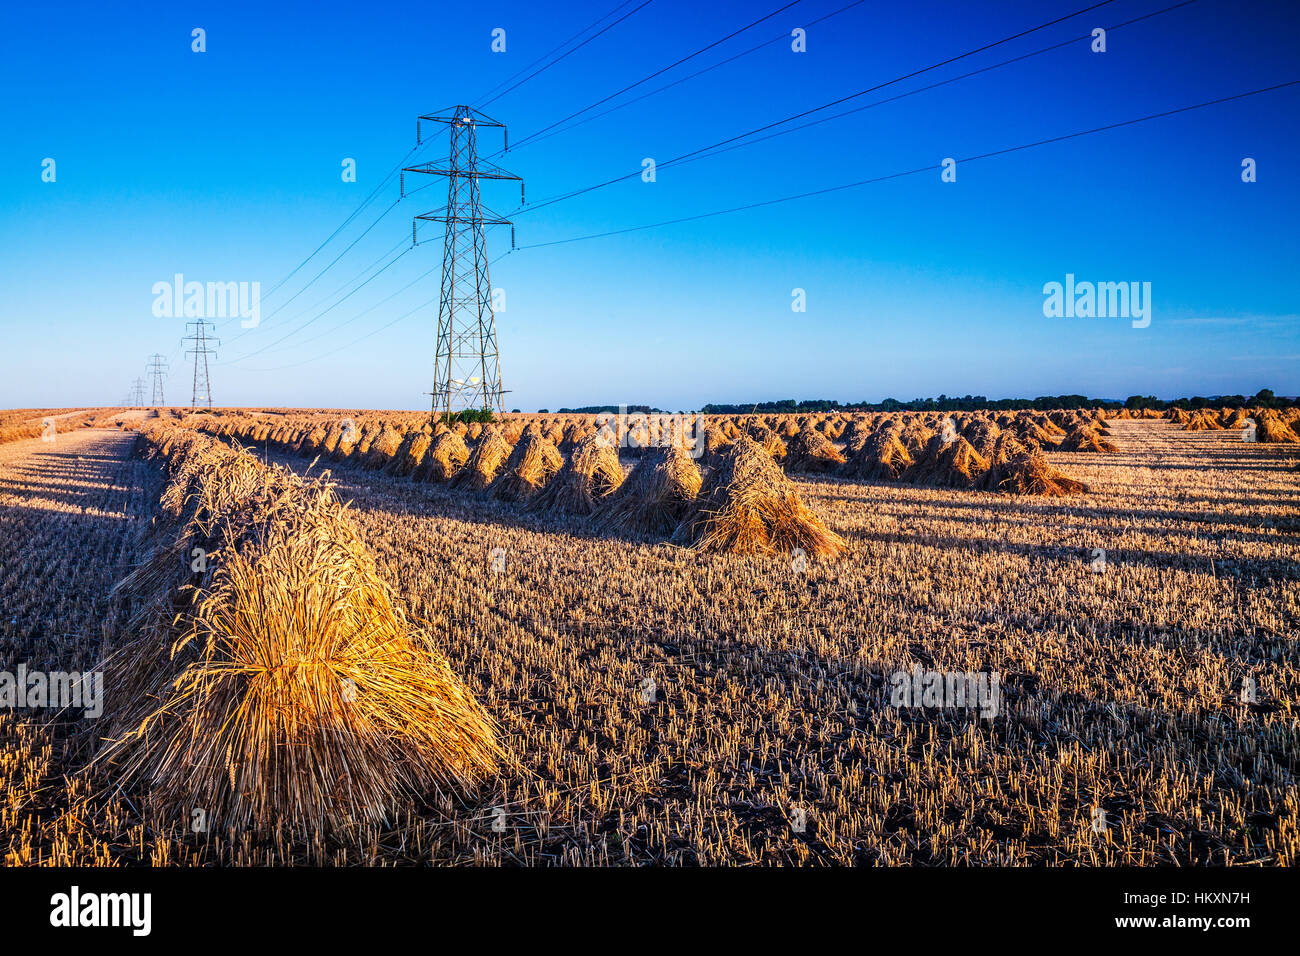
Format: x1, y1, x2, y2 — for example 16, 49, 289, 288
1, 0, 1296, 410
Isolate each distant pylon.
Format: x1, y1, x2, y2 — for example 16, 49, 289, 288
130, 377, 146, 406
402, 105, 523, 421
146, 353, 169, 407
184, 320, 218, 408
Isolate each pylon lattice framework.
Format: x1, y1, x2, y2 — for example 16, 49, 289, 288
403, 105, 523, 420
146, 352, 169, 407
184, 320, 218, 408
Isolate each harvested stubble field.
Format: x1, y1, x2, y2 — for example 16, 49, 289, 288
1, 415, 1297, 866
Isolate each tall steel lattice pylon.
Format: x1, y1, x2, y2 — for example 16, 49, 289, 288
146, 353, 169, 407
402, 106, 523, 421
184, 320, 218, 408
130, 377, 146, 407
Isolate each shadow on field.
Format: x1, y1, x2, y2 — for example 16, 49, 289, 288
0, 447, 144, 513
849, 525, 1298, 584
879, 505, 1299, 550
815, 484, 1295, 533
245, 441, 684, 549
0, 434, 156, 671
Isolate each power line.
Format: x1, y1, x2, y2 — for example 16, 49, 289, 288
259, 161, 408, 303
218, 125, 452, 353
224, 223, 505, 365
240, 260, 443, 360
650, 0, 1203, 177
221, 245, 413, 364
512, 0, 871, 152
489, 0, 1117, 165
507, 0, 807, 151
239, 294, 439, 373
638, 0, 1117, 161
257, 125, 448, 304
513, 80, 1300, 250
512, 0, 1199, 218
215, 123, 451, 360
226, 143, 513, 365
510, 0, 1127, 217
476, 0, 656, 109
224, 231, 413, 351
222, 231, 416, 361
224, 196, 403, 344
471, 0, 642, 106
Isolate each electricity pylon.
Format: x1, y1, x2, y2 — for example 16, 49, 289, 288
402, 105, 523, 421
130, 377, 146, 406
146, 353, 169, 406
185, 320, 218, 408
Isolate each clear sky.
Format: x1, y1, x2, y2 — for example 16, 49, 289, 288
1, 0, 1296, 411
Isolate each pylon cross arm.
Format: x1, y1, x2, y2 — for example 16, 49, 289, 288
404, 160, 521, 182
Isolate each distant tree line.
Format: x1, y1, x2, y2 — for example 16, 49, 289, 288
552, 404, 666, 414
695, 389, 1292, 414
1120, 389, 1288, 411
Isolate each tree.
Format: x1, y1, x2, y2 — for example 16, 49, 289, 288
1124, 395, 1160, 410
